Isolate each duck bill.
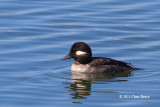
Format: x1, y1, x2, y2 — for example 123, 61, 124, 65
61, 53, 72, 60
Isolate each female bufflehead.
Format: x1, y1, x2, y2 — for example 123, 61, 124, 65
62, 42, 138, 73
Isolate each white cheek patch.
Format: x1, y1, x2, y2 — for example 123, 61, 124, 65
76, 51, 87, 56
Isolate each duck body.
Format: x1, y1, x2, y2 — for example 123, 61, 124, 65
71, 57, 136, 73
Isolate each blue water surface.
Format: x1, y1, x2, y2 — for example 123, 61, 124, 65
0, 0, 160, 107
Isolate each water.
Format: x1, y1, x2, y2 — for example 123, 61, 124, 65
0, 0, 160, 106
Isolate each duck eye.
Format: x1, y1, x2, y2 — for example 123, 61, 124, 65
73, 48, 76, 51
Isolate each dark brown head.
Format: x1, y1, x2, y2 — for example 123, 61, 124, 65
62, 42, 92, 64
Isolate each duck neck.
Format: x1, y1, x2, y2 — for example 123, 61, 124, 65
75, 56, 92, 64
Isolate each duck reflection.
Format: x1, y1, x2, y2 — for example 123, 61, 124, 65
64, 70, 132, 100
69, 79, 91, 99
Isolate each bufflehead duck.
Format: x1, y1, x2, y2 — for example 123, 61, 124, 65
62, 42, 138, 73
